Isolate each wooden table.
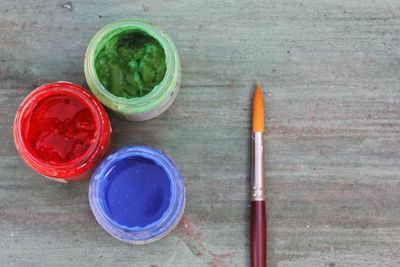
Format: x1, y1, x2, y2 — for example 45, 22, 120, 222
1, 0, 399, 266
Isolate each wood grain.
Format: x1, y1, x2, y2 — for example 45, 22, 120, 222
1, 0, 400, 266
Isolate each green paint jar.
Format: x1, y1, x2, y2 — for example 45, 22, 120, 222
84, 19, 181, 121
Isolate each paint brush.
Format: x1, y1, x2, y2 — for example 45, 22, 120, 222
251, 82, 266, 267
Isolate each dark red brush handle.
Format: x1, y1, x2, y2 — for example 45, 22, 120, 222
251, 200, 266, 267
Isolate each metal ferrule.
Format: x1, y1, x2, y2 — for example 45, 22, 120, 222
252, 132, 265, 201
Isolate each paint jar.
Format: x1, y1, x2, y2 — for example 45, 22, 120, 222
84, 19, 181, 121
14, 82, 112, 182
89, 146, 185, 244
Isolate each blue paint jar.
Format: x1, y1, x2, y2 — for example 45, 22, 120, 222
89, 146, 185, 244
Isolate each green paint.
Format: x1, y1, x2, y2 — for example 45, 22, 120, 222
95, 31, 166, 98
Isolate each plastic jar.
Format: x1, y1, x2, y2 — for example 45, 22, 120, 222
14, 82, 112, 182
84, 19, 181, 121
89, 146, 185, 244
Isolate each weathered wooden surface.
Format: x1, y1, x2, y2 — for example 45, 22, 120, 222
1, 0, 400, 266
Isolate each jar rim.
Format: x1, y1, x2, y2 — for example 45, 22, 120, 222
84, 19, 180, 114
13, 81, 111, 179
89, 146, 185, 244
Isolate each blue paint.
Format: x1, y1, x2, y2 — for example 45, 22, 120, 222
89, 146, 185, 244
104, 156, 171, 228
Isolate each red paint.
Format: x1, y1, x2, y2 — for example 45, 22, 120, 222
26, 95, 96, 163
251, 200, 266, 267
14, 82, 111, 182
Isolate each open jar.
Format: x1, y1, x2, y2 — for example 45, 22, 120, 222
84, 19, 181, 121
14, 82, 112, 182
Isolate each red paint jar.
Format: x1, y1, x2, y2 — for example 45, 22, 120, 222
14, 82, 112, 182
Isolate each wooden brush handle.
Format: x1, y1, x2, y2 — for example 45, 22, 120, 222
251, 200, 266, 267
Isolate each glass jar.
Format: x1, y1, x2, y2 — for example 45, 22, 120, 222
84, 19, 181, 121
14, 82, 112, 182
89, 146, 185, 244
